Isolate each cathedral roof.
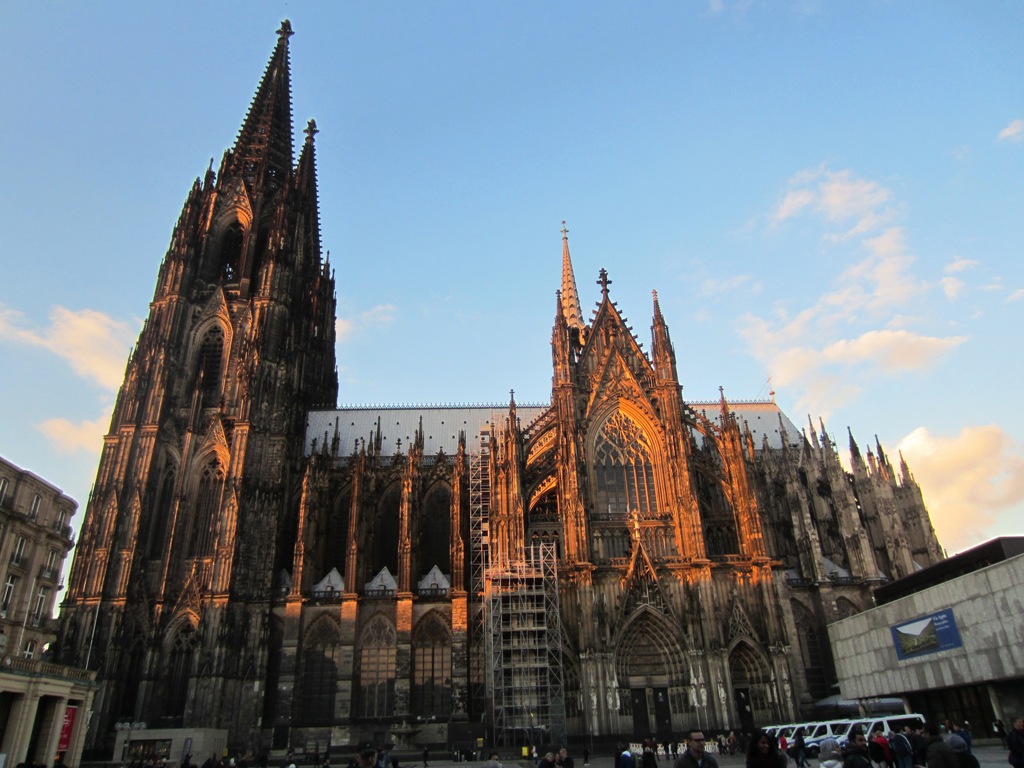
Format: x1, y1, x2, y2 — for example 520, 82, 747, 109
307, 399, 803, 458
306, 405, 548, 458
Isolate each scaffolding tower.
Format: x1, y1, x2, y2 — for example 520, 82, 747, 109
484, 542, 567, 749
468, 427, 493, 721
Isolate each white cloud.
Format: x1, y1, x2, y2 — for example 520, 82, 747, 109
997, 118, 1024, 143
820, 329, 964, 373
0, 304, 137, 391
943, 258, 977, 275
940, 276, 964, 299
335, 303, 398, 342
1007, 288, 1024, 303
771, 166, 893, 239
36, 412, 112, 455
898, 425, 1024, 552
699, 274, 760, 296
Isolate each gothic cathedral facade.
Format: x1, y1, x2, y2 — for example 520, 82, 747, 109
55, 24, 944, 757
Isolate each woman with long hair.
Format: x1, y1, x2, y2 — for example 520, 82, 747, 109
747, 730, 787, 768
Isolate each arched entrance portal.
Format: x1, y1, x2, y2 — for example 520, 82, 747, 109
728, 642, 773, 732
615, 611, 685, 739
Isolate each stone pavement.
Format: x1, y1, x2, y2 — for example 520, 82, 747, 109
411, 744, 1012, 768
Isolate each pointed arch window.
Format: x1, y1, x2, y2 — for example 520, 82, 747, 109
419, 484, 451, 576
221, 221, 244, 282
196, 327, 225, 408
358, 618, 397, 719
165, 625, 197, 720
371, 485, 400, 579
593, 412, 658, 517
411, 613, 452, 717
148, 469, 176, 559
189, 459, 224, 557
300, 620, 342, 725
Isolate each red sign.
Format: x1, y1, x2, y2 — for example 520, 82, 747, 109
57, 706, 77, 752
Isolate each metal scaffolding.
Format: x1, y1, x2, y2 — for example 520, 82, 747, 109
484, 542, 567, 749
468, 427, 493, 720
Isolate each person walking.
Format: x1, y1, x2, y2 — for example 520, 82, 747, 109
674, 729, 718, 768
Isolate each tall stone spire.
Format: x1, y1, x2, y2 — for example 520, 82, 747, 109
560, 221, 586, 331
230, 19, 296, 189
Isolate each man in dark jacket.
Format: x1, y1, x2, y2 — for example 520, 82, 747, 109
921, 723, 956, 768
673, 729, 719, 768
843, 731, 873, 768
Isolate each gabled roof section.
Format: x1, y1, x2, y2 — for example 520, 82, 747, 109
578, 268, 656, 380
230, 20, 295, 190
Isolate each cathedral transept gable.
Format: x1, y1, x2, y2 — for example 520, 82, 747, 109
584, 344, 657, 424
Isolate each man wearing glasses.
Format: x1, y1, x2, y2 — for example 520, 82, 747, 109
673, 730, 719, 768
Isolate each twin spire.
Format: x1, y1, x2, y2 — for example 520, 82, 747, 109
230, 20, 300, 188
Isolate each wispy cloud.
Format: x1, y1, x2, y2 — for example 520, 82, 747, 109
898, 424, 1024, 552
0, 304, 136, 391
36, 412, 113, 454
997, 118, 1024, 143
771, 166, 893, 239
1007, 288, 1024, 303
699, 274, 761, 296
739, 165, 964, 418
336, 303, 398, 342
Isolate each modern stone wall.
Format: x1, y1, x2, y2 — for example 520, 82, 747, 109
827, 553, 1024, 700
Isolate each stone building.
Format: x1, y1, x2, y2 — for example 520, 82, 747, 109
54, 22, 944, 757
0, 455, 95, 766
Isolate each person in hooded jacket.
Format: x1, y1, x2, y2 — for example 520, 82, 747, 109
947, 736, 978, 768
819, 739, 843, 768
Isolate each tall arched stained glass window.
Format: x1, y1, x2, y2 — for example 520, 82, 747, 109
593, 412, 658, 517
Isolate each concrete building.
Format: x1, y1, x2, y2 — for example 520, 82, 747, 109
828, 537, 1024, 729
0, 455, 95, 767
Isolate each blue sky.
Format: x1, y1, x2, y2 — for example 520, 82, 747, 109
1, 1, 1022, 554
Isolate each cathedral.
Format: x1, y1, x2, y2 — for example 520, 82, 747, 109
55, 22, 944, 758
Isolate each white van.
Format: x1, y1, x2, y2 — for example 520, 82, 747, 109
833, 714, 925, 746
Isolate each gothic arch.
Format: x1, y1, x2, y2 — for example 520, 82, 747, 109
790, 599, 828, 700
163, 620, 198, 721
370, 482, 401, 580
727, 639, 773, 727
586, 408, 662, 520
300, 615, 343, 725
185, 453, 226, 558
418, 481, 452, 577
357, 614, 397, 719
834, 596, 860, 619
411, 610, 452, 717
147, 464, 178, 559
613, 607, 685, 685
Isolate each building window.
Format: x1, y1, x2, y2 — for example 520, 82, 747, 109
12, 536, 27, 566
593, 412, 658, 517
22, 639, 36, 659
1, 575, 17, 612
195, 328, 225, 408
188, 459, 224, 557
29, 495, 41, 520
358, 618, 397, 719
56, 508, 67, 529
411, 613, 452, 717
33, 586, 49, 624
44, 550, 58, 578
0, 478, 8, 507
300, 620, 342, 725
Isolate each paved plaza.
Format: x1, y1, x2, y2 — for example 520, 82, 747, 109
409, 744, 1013, 768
